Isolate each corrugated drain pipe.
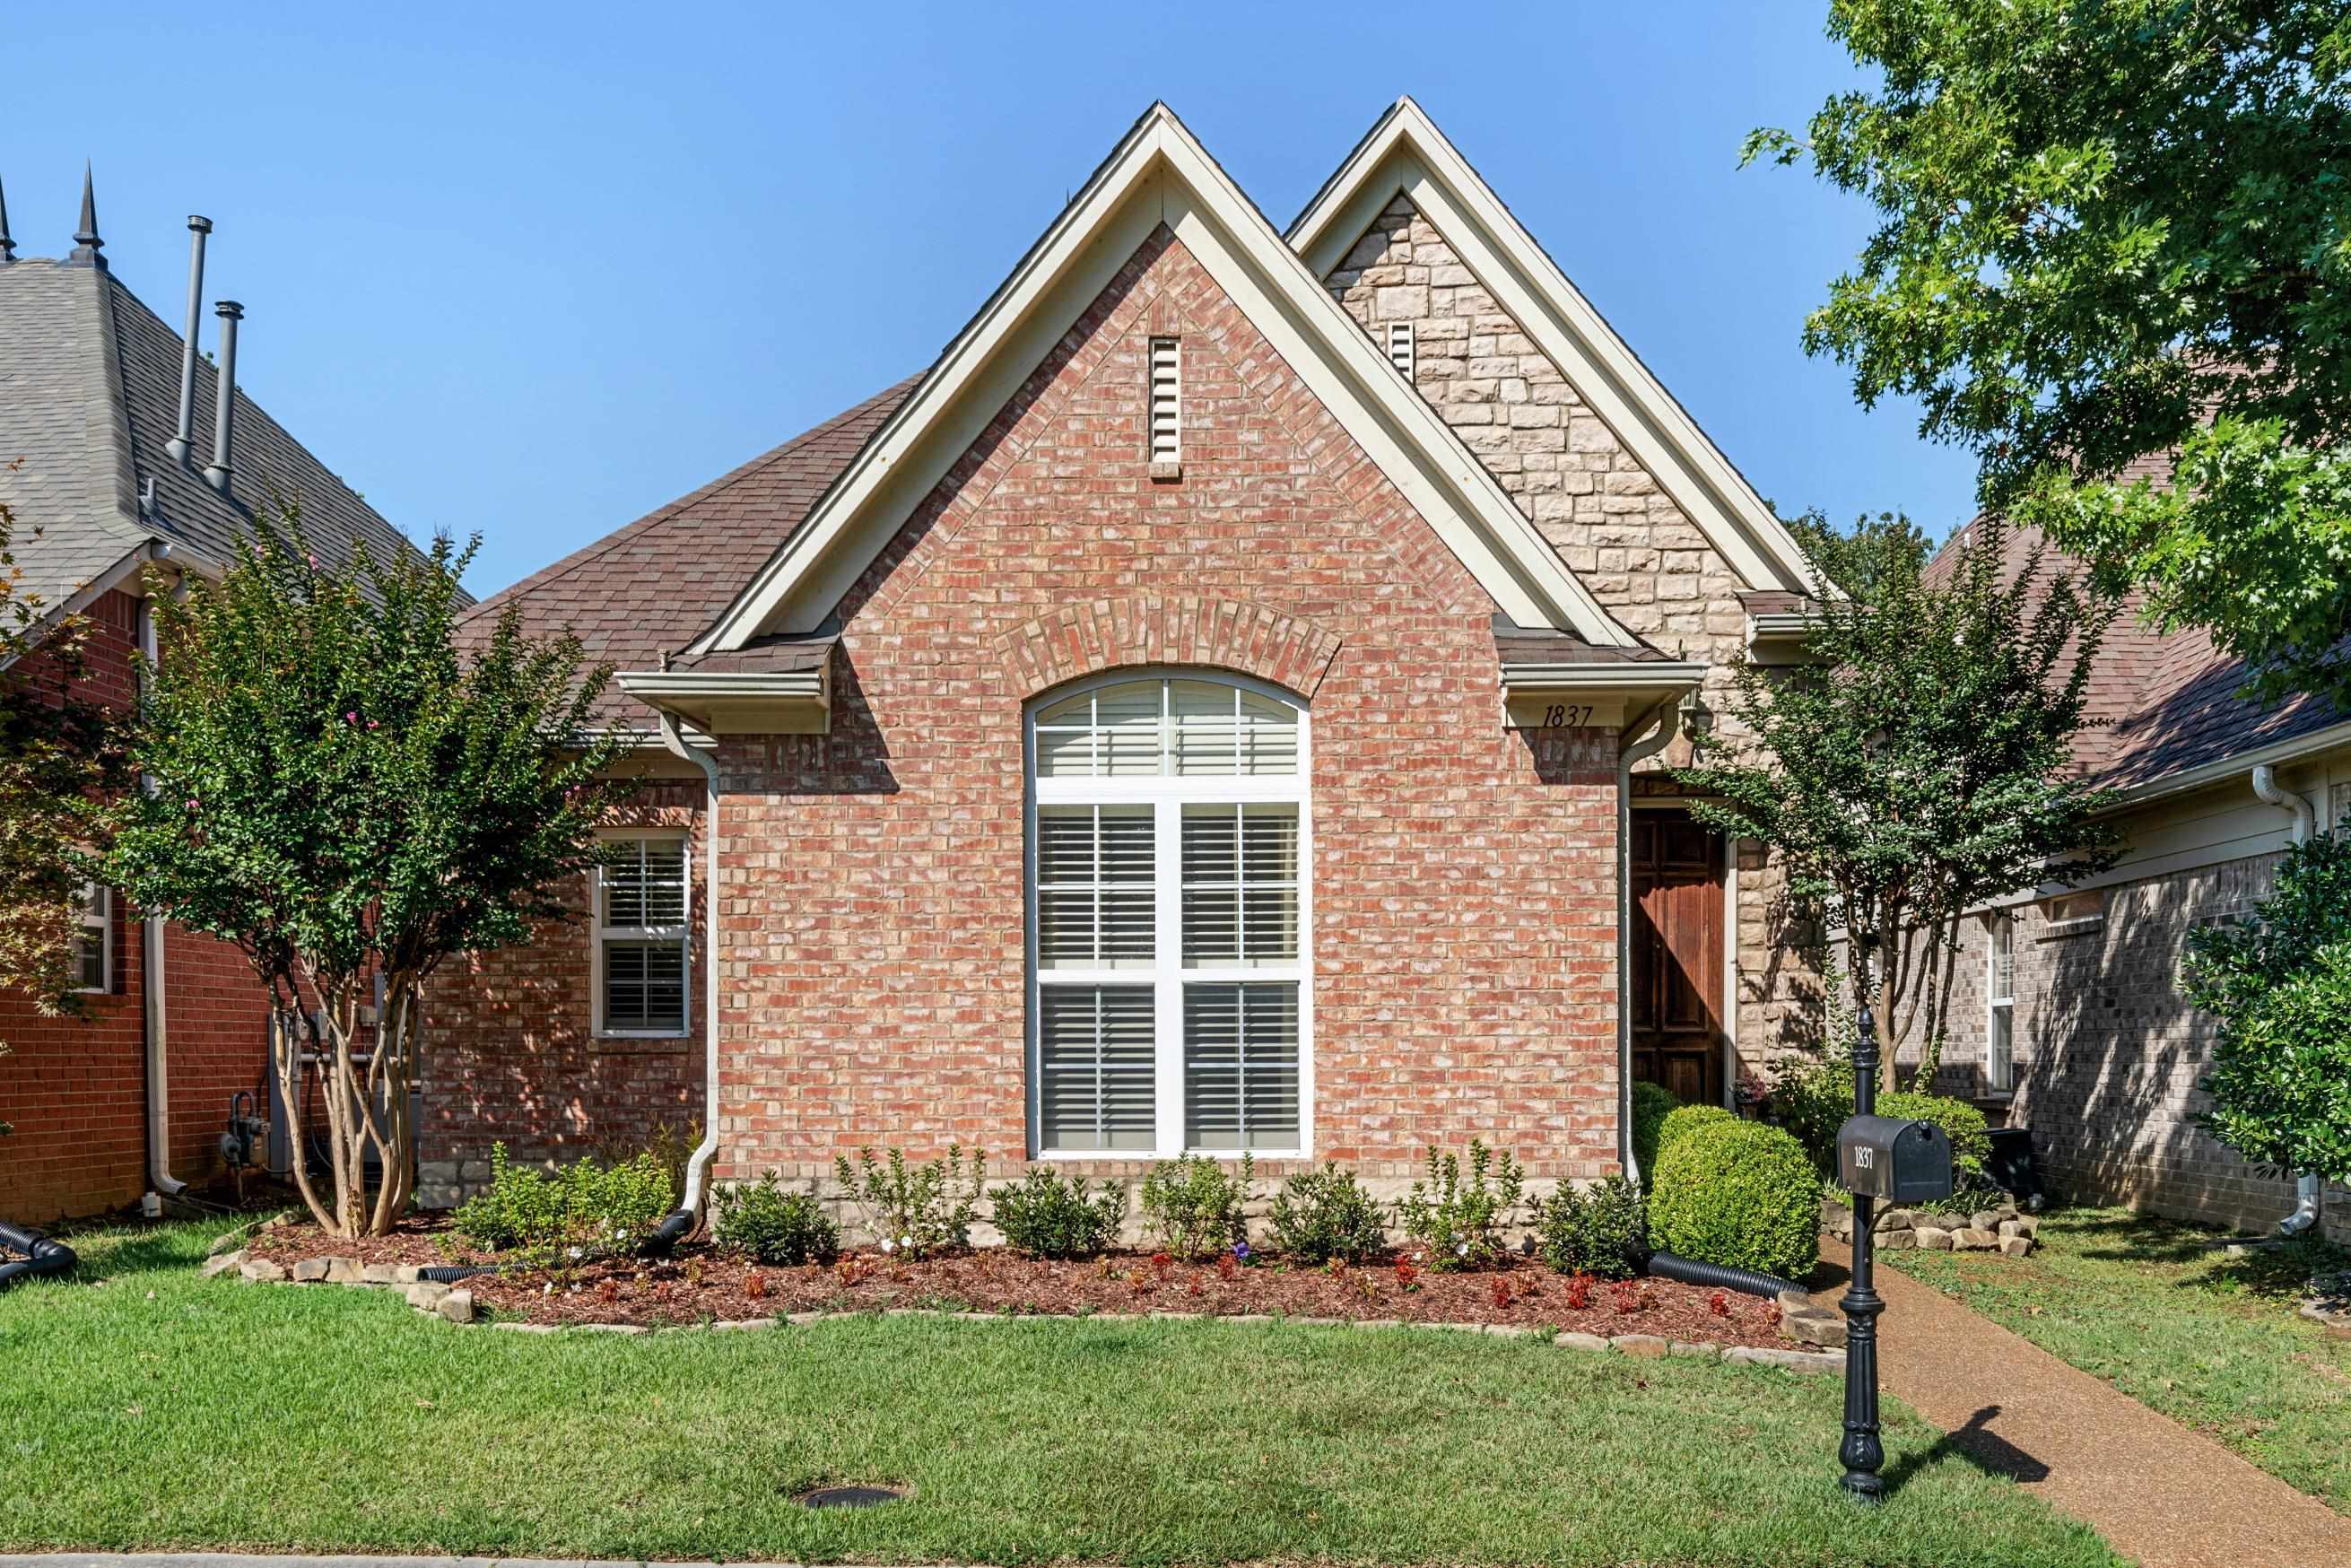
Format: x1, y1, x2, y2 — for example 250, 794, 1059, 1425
2250, 763, 2322, 1237
1616, 699, 1685, 1188
644, 710, 721, 1256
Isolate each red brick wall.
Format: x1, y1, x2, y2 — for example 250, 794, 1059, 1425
0, 590, 271, 1223
429, 230, 1626, 1195
419, 786, 707, 1197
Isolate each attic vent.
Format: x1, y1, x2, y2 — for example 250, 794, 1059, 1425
1148, 335, 1181, 479
1387, 321, 1415, 380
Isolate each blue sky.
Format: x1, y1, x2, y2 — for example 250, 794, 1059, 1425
3, 2, 1980, 597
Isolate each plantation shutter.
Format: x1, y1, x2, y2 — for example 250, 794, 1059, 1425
1182, 981, 1300, 1150
1039, 986, 1157, 1150
600, 838, 688, 1033
1180, 804, 1298, 967
1036, 806, 1154, 968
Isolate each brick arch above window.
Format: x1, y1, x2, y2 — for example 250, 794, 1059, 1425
992, 596, 1344, 703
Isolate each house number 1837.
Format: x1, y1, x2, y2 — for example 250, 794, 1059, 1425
1541, 703, 1595, 728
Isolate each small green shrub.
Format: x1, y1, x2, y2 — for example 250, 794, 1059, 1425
1630, 1081, 1682, 1183
1140, 1153, 1256, 1259
990, 1167, 1127, 1259
1533, 1174, 1649, 1280
1267, 1163, 1388, 1264
1659, 1102, 1738, 1156
1768, 1049, 1855, 1175
1395, 1139, 1524, 1271
1650, 1119, 1820, 1282
713, 1172, 840, 1266
1876, 1090, 1992, 1186
833, 1145, 987, 1257
452, 1143, 673, 1263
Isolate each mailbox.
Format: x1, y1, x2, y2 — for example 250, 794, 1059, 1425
1836, 1115, 1955, 1204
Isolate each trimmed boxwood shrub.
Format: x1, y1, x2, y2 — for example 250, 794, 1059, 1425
1877, 1091, 1992, 1187
1630, 1081, 1683, 1184
1658, 1102, 1737, 1157
1650, 1119, 1821, 1282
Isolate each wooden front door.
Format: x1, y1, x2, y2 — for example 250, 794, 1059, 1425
1631, 810, 1725, 1106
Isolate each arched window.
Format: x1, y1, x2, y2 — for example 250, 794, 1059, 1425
1027, 674, 1310, 1156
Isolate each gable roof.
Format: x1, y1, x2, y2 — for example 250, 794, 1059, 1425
691, 102, 1640, 655
0, 248, 437, 620
457, 379, 914, 726
1287, 98, 1818, 597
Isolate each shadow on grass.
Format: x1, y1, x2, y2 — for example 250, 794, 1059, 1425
1885, 1405, 2051, 1494
2066, 1210, 2346, 1302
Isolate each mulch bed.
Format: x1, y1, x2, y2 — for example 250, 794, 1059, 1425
244, 1216, 1797, 1347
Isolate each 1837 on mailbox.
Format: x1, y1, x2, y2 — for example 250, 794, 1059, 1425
1837, 1115, 1955, 1205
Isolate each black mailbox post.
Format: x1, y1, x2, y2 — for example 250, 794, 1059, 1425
1837, 1115, 1955, 1206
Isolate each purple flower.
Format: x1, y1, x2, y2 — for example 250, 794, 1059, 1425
344, 711, 358, 724
1232, 1241, 1250, 1262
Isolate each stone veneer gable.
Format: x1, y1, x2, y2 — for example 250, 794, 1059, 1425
1322, 194, 1818, 1075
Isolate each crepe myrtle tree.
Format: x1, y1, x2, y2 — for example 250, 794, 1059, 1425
0, 482, 130, 1140
1750, 2, 2351, 710
2182, 831, 2351, 1186
106, 517, 631, 1236
1674, 513, 2124, 1089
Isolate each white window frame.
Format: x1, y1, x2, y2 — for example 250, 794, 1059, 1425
592, 832, 692, 1039
1025, 670, 1313, 1160
1985, 910, 2016, 1093
73, 881, 110, 994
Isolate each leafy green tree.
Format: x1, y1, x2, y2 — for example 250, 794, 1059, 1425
1675, 516, 2124, 1087
1751, 2, 2351, 706
2182, 832, 2351, 1183
1, 481, 129, 1139
106, 517, 631, 1235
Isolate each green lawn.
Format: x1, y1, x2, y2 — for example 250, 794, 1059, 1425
1891, 1206, 2351, 1514
0, 1221, 2117, 1567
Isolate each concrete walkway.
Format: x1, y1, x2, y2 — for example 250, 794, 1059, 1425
1811, 1251, 2351, 1568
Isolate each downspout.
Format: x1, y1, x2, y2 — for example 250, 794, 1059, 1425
138, 595, 185, 1206
645, 710, 721, 1253
1617, 699, 1685, 1186
2250, 763, 2321, 1236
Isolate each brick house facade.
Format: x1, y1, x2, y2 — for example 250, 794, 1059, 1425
418, 101, 1830, 1209
1, 186, 435, 1223
1893, 517, 2351, 1243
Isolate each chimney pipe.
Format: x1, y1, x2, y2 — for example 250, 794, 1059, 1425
203, 301, 243, 493
165, 216, 213, 465
0, 174, 16, 263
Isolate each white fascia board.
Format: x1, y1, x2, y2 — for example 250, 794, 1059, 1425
696, 104, 1633, 653
2093, 719, 2351, 817
1288, 99, 1821, 597
1500, 661, 1709, 704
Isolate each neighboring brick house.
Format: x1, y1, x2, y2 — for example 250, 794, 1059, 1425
1900, 517, 2350, 1243
419, 100, 1831, 1209
0, 173, 437, 1222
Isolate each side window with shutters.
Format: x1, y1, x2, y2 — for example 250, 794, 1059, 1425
1028, 675, 1309, 1156
596, 835, 690, 1036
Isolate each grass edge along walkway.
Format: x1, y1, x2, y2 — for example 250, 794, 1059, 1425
1838, 1230, 2351, 1568
0, 1219, 2117, 1568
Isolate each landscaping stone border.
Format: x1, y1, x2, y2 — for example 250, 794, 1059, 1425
206, 1241, 1846, 1375
1822, 1198, 2039, 1257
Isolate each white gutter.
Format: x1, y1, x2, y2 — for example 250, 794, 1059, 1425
2099, 719, 2351, 816
2250, 763, 2322, 1237
137, 595, 185, 1205
656, 710, 722, 1216
1616, 697, 1685, 1184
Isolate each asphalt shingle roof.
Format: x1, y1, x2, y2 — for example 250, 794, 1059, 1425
457, 377, 916, 727
0, 249, 437, 617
